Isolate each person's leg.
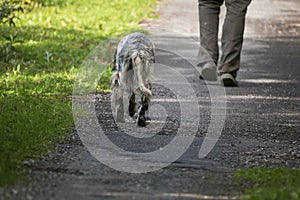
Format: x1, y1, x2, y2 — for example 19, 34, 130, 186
198, 0, 224, 64
218, 0, 251, 79
198, 0, 224, 81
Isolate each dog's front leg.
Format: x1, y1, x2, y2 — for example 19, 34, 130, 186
111, 85, 125, 123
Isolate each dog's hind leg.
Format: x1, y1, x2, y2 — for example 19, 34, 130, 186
137, 92, 151, 127
128, 93, 137, 117
112, 88, 125, 122
143, 83, 152, 112
111, 73, 125, 122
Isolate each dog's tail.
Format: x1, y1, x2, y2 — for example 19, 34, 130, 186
131, 52, 152, 97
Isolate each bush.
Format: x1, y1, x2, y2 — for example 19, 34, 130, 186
0, 0, 23, 26
28, 0, 66, 7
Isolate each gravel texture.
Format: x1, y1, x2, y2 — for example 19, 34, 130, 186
1, 0, 300, 199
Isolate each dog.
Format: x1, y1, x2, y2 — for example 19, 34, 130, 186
111, 32, 155, 126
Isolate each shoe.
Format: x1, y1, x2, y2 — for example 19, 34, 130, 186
200, 64, 217, 81
221, 73, 238, 87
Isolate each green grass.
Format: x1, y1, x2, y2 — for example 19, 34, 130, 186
235, 167, 300, 200
0, 0, 157, 186
0, 95, 73, 184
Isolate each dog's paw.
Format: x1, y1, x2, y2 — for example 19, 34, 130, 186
137, 116, 146, 127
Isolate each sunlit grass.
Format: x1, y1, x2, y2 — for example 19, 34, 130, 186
0, 96, 73, 185
0, 0, 157, 185
235, 167, 300, 200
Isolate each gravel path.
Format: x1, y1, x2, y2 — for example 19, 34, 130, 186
1, 0, 300, 199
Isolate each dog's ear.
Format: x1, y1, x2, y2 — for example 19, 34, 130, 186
151, 48, 155, 63
111, 49, 117, 71
111, 72, 120, 88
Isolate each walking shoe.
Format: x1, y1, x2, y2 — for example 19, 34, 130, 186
221, 73, 238, 87
200, 64, 217, 81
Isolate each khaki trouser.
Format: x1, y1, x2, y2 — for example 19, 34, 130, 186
198, 0, 251, 77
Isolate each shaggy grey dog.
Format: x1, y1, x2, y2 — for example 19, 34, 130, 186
111, 32, 155, 126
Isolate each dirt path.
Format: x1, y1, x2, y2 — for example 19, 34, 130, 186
1, 0, 300, 199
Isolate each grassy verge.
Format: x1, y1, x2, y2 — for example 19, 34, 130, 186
0, 0, 157, 186
235, 167, 300, 200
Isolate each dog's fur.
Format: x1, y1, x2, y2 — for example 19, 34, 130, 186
111, 32, 155, 126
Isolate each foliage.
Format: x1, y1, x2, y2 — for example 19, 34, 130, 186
0, 0, 23, 26
26, 0, 66, 7
235, 167, 300, 200
0, 0, 157, 186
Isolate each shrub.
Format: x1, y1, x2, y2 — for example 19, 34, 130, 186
0, 0, 23, 26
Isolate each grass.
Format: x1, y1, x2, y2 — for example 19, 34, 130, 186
0, 0, 157, 186
235, 167, 300, 200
